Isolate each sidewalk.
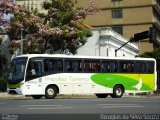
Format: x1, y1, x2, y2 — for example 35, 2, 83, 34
0, 92, 28, 99
0, 92, 159, 100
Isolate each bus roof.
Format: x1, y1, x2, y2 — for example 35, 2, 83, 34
14, 54, 156, 62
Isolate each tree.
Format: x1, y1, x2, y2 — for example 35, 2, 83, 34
0, 1, 46, 54
140, 48, 160, 71
0, 0, 99, 54
0, 37, 2, 45
41, 0, 99, 54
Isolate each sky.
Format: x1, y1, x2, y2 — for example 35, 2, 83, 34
3, 13, 14, 21
0, 0, 15, 20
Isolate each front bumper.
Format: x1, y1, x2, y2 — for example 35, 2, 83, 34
7, 87, 22, 95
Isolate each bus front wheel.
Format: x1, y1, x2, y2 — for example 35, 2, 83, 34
96, 94, 108, 98
45, 86, 58, 99
111, 85, 124, 98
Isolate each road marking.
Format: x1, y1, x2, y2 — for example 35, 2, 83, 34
101, 106, 143, 108
131, 101, 160, 103
21, 105, 63, 107
28, 107, 73, 110
0, 108, 21, 110
22, 105, 73, 110
97, 104, 138, 106
97, 103, 143, 109
93, 99, 125, 101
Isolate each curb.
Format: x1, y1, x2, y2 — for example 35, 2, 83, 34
0, 92, 30, 100
0, 92, 160, 100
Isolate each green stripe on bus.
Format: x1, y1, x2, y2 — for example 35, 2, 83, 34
91, 74, 154, 91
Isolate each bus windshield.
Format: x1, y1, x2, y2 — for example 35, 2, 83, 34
8, 57, 28, 84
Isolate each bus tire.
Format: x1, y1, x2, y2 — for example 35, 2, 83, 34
96, 94, 108, 98
31, 95, 43, 99
111, 85, 124, 98
45, 86, 57, 99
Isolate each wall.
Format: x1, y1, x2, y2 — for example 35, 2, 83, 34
77, 28, 138, 58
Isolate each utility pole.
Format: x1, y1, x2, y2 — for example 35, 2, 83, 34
115, 27, 156, 57
115, 38, 133, 57
52, 0, 53, 7
20, 28, 23, 55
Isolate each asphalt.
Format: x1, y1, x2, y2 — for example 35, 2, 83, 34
0, 92, 159, 100
0, 96, 160, 114
0, 93, 160, 120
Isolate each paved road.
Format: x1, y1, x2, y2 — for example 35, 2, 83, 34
0, 96, 160, 120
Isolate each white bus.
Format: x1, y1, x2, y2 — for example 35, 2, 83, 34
7, 54, 157, 99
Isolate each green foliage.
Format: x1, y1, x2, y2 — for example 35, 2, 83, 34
0, 54, 7, 64
37, 13, 46, 19
41, 0, 97, 54
0, 37, 2, 45
0, 54, 8, 92
43, 1, 52, 10
0, 78, 7, 92
1, 0, 98, 54
140, 48, 160, 71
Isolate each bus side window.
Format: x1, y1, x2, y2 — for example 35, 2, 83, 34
84, 60, 100, 73
146, 61, 154, 73
101, 61, 109, 73
64, 59, 83, 72
93, 61, 100, 73
64, 60, 73, 72
56, 59, 63, 72
84, 61, 90, 72
73, 60, 83, 72
128, 63, 134, 72
26, 61, 32, 77
134, 61, 145, 73
26, 61, 42, 81
44, 60, 56, 73
119, 61, 127, 72
73, 61, 78, 72
110, 61, 118, 73
34, 62, 42, 75
44, 59, 63, 73
44, 60, 50, 72
139, 62, 145, 73
119, 61, 134, 73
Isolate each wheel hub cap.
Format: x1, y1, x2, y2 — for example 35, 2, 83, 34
116, 88, 122, 96
47, 88, 54, 96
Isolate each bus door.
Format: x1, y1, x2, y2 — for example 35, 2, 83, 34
23, 59, 44, 95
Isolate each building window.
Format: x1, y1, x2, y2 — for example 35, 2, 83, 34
112, 9, 123, 18
112, 26, 123, 35
112, 0, 122, 1
112, 0, 122, 6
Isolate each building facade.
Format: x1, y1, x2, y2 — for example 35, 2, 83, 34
77, 28, 139, 58
15, 0, 139, 57
77, 0, 160, 54
16, 0, 45, 13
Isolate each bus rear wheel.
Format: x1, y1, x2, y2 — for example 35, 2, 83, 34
111, 85, 124, 98
96, 94, 108, 98
45, 86, 57, 99
31, 95, 43, 99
